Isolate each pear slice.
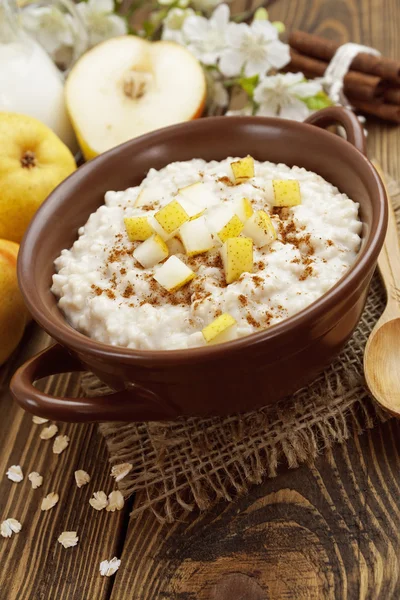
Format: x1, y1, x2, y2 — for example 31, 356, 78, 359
65, 36, 206, 160
243, 210, 277, 248
230, 156, 255, 183
124, 216, 153, 241
154, 200, 189, 235
202, 313, 237, 345
234, 197, 253, 223
133, 234, 168, 268
220, 237, 253, 284
179, 216, 214, 257
271, 180, 301, 207
153, 255, 195, 292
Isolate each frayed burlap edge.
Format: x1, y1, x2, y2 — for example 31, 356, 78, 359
81, 173, 399, 524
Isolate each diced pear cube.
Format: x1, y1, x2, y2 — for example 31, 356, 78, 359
202, 313, 237, 345
234, 197, 254, 223
178, 197, 205, 220
167, 236, 185, 255
272, 180, 301, 207
133, 234, 168, 268
218, 215, 244, 243
148, 216, 172, 241
230, 155, 255, 183
243, 210, 277, 248
154, 200, 189, 235
135, 186, 155, 207
124, 216, 153, 241
179, 216, 214, 257
153, 255, 195, 292
220, 237, 253, 284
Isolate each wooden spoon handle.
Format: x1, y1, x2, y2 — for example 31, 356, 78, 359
372, 161, 400, 317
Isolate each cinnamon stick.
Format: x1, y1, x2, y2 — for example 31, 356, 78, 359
286, 50, 386, 101
289, 31, 400, 85
349, 98, 400, 123
384, 86, 400, 104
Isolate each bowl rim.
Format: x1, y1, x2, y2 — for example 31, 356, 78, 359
18, 115, 387, 365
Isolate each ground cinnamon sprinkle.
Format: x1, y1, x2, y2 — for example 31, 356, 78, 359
238, 294, 248, 306
217, 176, 235, 187
91, 284, 103, 296
327, 239, 334, 246
120, 267, 127, 276
246, 314, 260, 328
299, 265, 314, 281
252, 275, 264, 288
122, 284, 134, 298
105, 289, 116, 300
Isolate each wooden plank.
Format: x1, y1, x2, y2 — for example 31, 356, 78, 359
0, 325, 130, 600
110, 420, 400, 599
109, 0, 400, 598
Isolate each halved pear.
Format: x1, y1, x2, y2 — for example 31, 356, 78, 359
65, 36, 207, 160
153, 255, 195, 292
202, 313, 237, 344
133, 234, 168, 268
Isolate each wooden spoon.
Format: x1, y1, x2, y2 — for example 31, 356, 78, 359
364, 161, 400, 417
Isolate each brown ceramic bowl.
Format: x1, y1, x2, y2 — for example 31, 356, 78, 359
10, 107, 387, 422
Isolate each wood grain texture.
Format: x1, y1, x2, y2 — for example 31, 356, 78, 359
0, 325, 130, 600
109, 0, 400, 598
1, 0, 400, 599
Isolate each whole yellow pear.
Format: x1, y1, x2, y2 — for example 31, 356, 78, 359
0, 112, 76, 243
0, 239, 29, 365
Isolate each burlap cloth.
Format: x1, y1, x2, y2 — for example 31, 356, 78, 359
81, 174, 399, 524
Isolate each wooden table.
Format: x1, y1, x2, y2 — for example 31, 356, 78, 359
1, 0, 400, 597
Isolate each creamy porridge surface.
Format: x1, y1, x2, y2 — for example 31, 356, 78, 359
51, 157, 362, 350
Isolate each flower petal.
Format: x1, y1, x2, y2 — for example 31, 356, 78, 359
250, 19, 279, 41
291, 80, 323, 98
211, 3, 230, 27
219, 48, 245, 77
280, 97, 310, 121
265, 40, 291, 70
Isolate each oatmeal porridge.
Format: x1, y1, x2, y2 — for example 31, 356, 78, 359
51, 156, 362, 350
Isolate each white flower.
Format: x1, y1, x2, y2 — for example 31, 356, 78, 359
254, 72, 322, 121
161, 8, 195, 45
76, 0, 127, 48
20, 5, 74, 56
220, 20, 290, 78
182, 4, 230, 65
191, 0, 223, 13
100, 557, 121, 577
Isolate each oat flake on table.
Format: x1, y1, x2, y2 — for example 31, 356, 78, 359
53, 435, 70, 455
32, 416, 49, 425
40, 424, 58, 440
89, 491, 108, 511
1, 518, 22, 538
111, 463, 132, 482
28, 472, 43, 489
58, 531, 79, 548
41, 492, 59, 511
6, 465, 23, 483
99, 557, 121, 577
75, 469, 90, 488
106, 490, 124, 512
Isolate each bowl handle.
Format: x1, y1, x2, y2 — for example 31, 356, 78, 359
10, 343, 173, 423
304, 106, 366, 155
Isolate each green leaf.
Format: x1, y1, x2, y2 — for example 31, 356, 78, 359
142, 20, 156, 37
302, 91, 333, 110
238, 75, 259, 98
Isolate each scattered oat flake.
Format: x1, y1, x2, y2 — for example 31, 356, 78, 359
6, 465, 23, 483
1, 518, 22, 538
89, 491, 108, 511
75, 470, 90, 488
53, 435, 70, 455
41, 492, 59, 511
106, 490, 124, 512
100, 557, 121, 577
28, 471, 43, 489
32, 416, 49, 424
40, 424, 58, 440
58, 531, 79, 548
111, 463, 132, 482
